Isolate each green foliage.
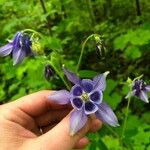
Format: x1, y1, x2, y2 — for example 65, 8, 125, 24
0, 0, 150, 149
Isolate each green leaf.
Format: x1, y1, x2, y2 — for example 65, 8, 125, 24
124, 46, 141, 59
78, 70, 98, 78
114, 35, 128, 50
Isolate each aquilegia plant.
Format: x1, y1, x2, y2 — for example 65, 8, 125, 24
126, 79, 150, 103
48, 67, 119, 135
0, 31, 35, 65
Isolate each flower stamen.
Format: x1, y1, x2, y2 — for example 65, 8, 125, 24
81, 93, 89, 102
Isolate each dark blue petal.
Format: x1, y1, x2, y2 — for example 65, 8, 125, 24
81, 79, 93, 93
0, 43, 13, 56
21, 33, 32, 55
70, 108, 87, 135
90, 91, 103, 104
96, 102, 119, 127
62, 67, 81, 85
84, 101, 98, 115
71, 97, 83, 109
12, 32, 22, 51
71, 85, 83, 96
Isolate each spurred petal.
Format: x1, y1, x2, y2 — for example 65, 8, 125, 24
71, 97, 83, 110
84, 101, 98, 115
70, 109, 87, 136
13, 48, 26, 65
139, 91, 149, 103
90, 90, 103, 104
71, 84, 83, 96
81, 79, 94, 93
93, 71, 109, 91
48, 90, 71, 104
96, 102, 119, 127
0, 44, 13, 56
63, 66, 81, 85
145, 85, 150, 92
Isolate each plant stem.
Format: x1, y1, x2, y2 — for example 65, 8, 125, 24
121, 96, 131, 140
76, 34, 99, 73
105, 125, 133, 150
39, 0, 51, 35
49, 62, 71, 90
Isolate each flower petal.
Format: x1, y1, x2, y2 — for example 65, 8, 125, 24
70, 109, 87, 136
90, 91, 103, 104
71, 97, 83, 110
96, 102, 119, 127
84, 101, 98, 115
62, 67, 81, 85
145, 85, 150, 92
81, 79, 94, 93
12, 32, 22, 50
139, 91, 149, 103
48, 90, 71, 104
12, 48, 26, 65
93, 71, 109, 91
71, 84, 83, 96
125, 90, 136, 99
0, 43, 13, 56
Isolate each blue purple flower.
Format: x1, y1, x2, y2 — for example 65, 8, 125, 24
0, 32, 34, 65
126, 79, 150, 103
44, 65, 55, 81
48, 67, 119, 135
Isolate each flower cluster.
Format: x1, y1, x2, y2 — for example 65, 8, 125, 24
126, 79, 150, 103
48, 67, 119, 135
0, 32, 34, 65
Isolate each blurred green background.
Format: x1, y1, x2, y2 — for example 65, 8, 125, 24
0, 0, 150, 149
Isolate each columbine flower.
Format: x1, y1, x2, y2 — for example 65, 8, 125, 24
48, 67, 119, 135
44, 65, 55, 81
0, 31, 34, 65
126, 79, 150, 103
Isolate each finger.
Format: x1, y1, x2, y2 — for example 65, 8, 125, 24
74, 137, 89, 149
13, 90, 70, 117
38, 113, 91, 150
42, 123, 57, 133
90, 119, 102, 132
36, 109, 71, 126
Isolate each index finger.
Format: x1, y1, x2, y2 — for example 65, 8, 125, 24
13, 90, 70, 117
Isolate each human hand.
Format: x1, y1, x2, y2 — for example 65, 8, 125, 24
0, 90, 102, 150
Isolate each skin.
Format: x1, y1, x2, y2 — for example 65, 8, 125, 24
0, 90, 102, 150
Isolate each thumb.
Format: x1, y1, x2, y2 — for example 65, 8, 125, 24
38, 113, 90, 150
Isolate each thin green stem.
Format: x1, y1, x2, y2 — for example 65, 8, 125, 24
121, 96, 131, 140
50, 62, 71, 90
105, 125, 133, 150
39, 0, 51, 35
76, 34, 100, 73
22, 29, 42, 38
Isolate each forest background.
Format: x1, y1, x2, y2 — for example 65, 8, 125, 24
0, 0, 150, 149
